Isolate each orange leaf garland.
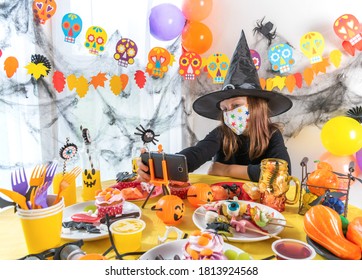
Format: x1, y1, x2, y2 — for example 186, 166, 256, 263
259, 77, 266, 90
67, 74, 77, 91
285, 75, 296, 93
4, 56, 19, 78
52, 71, 66, 93
303, 67, 314, 86
120, 74, 129, 91
75, 76, 89, 98
311, 58, 330, 75
294, 73, 303, 88
90, 72, 108, 89
329, 49, 342, 68
266, 78, 274, 91
134, 70, 146, 89
109, 75, 122, 95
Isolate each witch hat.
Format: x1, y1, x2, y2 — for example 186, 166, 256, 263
192, 30, 292, 120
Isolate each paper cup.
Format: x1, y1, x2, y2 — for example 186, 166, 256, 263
17, 196, 64, 254
17, 195, 64, 217
110, 218, 145, 253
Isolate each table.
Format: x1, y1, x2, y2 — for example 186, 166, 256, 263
1, 174, 361, 260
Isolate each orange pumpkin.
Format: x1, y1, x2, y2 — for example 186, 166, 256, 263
151, 195, 185, 226
304, 205, 361, 260
306, 161, 339, 196
187, 183, 213, 207
346, 217, 362, 252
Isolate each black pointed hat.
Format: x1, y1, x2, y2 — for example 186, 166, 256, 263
192, 30, 293, 120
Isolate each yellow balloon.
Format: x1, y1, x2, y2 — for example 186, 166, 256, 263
321, 116, 362, 156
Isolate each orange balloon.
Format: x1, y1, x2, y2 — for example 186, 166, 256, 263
182, 21, 213, 54
182, 0, 213, 21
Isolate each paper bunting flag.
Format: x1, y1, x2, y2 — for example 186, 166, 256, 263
300, 32, 325, 64
90, 72, 108, 89
52, 71, 66, 93
250, 49, 261, 70
84, 26, 108, 55
75, 76, 89, 98
134, 70, 146, 89
114, 38, 138, 67
33, 0, 57, 24
205, 53, 230, 84
179, 51, 202, 80
25, 54, 51, 80
334, 14, 362, 56
146, 47, 172, 78
329, 49, 342, 68
4, 56, 19, 78
109, 74, 128, 95
303, 68, 314, 86
61, 13, 83, 44
268, 43, 295, 74
67, 74, 77, 91
0, 49, 2, 57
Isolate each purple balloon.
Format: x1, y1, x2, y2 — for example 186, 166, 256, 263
149, 4, 186, 41
357, 148, 362, 170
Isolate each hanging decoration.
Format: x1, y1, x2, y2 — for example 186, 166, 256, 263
109, 74, 129, 96
32, 0, 57, 25
346, 106, 362, 124
90, 72, 108, 89
67, 74, 77, 91
113, 38, 138, 67
146, 47, 172, 78
134, 70, 147, 89
84, 26, 108, 55
61, 13, 83, 44
250, 49, 261, 70
268, 43, 295, 74
205, 53, 230, 84
52, 70, 66, 93
25, 54, 51, 80
334, 14, 362, 56
178, 51, 202, 80
134, 124, 160, 145
253, 17, 277, 46
3, 56, 19, 78
75, 76, 89, 98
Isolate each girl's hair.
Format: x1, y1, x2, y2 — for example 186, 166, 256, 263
221, 96, 281, 160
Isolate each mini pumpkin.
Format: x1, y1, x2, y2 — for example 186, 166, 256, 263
306, 161, 339, 196
151, 195, 185, 226
187, 183, 214, 207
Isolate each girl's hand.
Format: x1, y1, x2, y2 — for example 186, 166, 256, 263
136, 148, 151, 182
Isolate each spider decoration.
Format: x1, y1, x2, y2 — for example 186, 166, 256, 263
346, 106, 362, 124
30, 54, 52, 78
253, 17, 277, 46
221, 183, 242, 198
134, 124, 160, 145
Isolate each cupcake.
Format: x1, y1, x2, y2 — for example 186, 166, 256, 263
182, 230, 227, 260
95, 187, 125, 219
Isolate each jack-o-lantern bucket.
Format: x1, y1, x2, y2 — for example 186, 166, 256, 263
151, 195, 185, 226
187, 183, 213, 207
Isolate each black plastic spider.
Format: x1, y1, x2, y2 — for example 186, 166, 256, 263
253, 17, 277, 46
134, 124, 160, 145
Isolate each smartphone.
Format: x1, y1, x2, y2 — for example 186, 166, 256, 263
140, 152, 189, 182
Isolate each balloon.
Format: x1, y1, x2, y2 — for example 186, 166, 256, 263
182, 0, 213, 21
149, 4, 186, 41
182, 21, 213, 54
357, 148, 362, 170
320, 116, 362, 156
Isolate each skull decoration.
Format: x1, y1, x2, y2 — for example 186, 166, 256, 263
113, 38, 138, 67
84, 26, 108, 55
250, 49, 261, 70
334, 14, 362, 56
268, 43, 295, 73
146, 47, 172, 78
206, 53, 230, 84
32, 0, 57, 24
178, 51, 202, 80
300, 32, 325, 64
61, 13, 82, 44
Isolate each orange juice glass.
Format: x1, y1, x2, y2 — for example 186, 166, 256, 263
81, 169, 102, 201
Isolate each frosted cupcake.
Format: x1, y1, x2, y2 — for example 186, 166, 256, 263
183, 230, 227, 260
95, 187, 125, 219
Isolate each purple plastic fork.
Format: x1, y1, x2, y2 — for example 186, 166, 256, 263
11, 167, 29, 196
34, 181, 52, 208
43, 162, 58, 186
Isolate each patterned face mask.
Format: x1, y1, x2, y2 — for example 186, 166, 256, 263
223, 105, 250, 135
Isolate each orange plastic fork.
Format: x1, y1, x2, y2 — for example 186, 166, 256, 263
29, 164, 47, 187
53, 167, 82, 205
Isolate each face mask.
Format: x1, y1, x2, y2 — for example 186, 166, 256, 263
223, 105, 250, 135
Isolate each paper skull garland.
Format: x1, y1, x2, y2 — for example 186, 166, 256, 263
61, 13, 82, 44
334, 14, 362, 56
300, 32, 325, 64
84, 26, 108, 55
114, 38, 138, 67
206, 53, 230, 84
268, 43, 295, 74
250, 49, 261, 70
151, 195, 185, 226
146, 47, 172, 78
178, 51, 202, 80
33, 0, 57, 24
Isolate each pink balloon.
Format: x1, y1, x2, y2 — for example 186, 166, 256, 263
357, 148, 362, 170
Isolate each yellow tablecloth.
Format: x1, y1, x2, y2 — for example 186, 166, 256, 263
1, 174, 361, 260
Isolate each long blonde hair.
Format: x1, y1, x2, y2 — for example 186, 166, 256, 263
221, 96, 281, 160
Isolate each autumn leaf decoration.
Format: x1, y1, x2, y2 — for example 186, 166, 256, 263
52, 71, 66, 93
134, 70, 146, 89
109, 74, 129, 95
75, 76, 89, 98
90, 72, 108, 89
4, 56, 19, 78
25, 54, 51, 80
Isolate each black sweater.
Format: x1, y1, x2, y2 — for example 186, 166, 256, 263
178, 126, 291, 182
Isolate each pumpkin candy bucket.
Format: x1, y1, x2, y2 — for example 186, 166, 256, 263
187, 183, 214, 207
151, 195, 185, 226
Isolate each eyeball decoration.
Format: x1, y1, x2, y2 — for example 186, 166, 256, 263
187, 183, 214, 207
151, 195, 185, 226
134, 124, 160, 145
59, 137, 78, 175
